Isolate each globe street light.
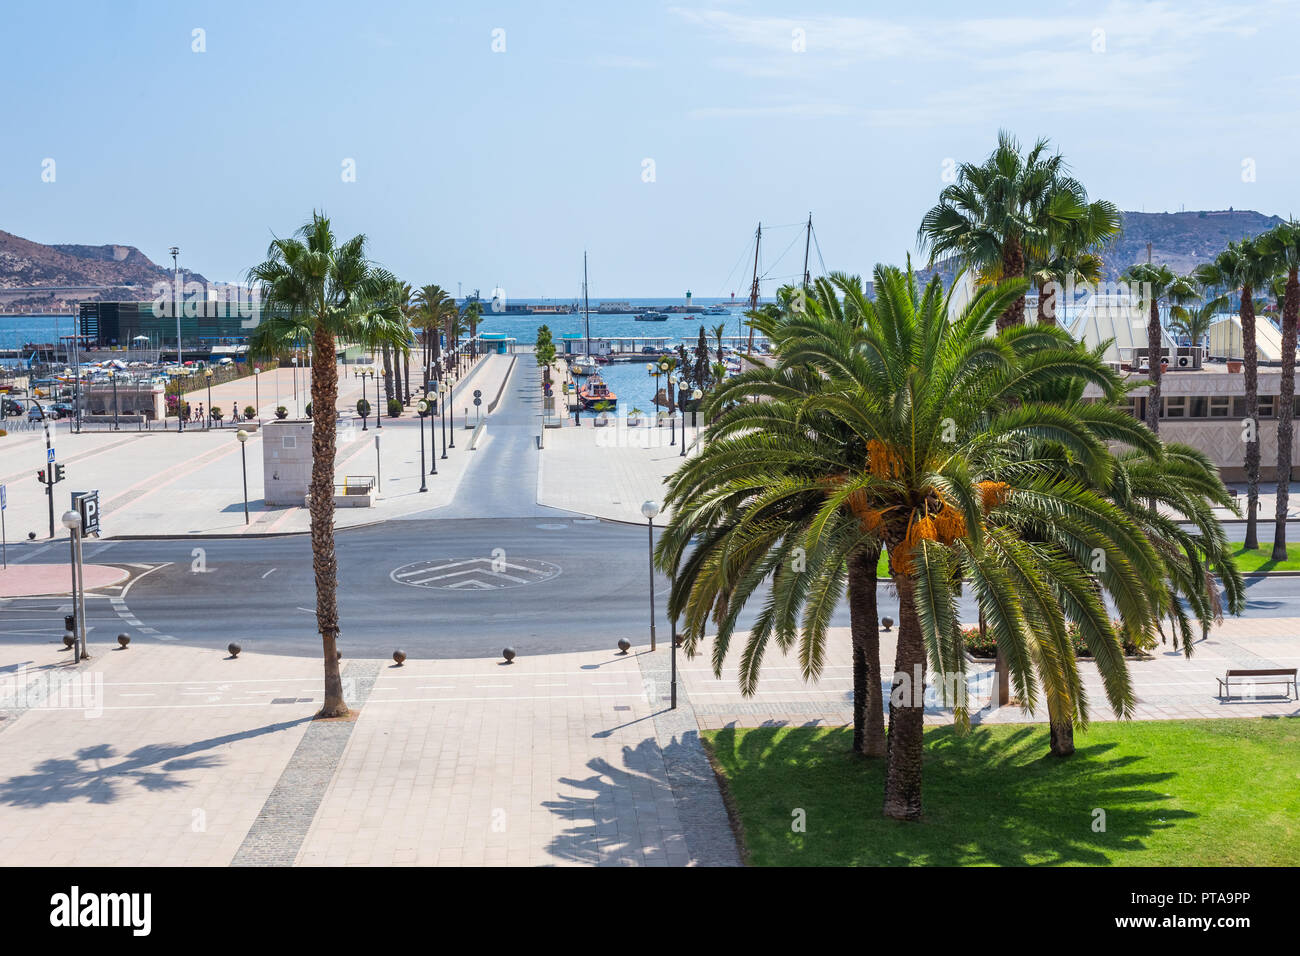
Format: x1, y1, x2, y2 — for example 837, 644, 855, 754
204, 367, 214, 429
641, 499, 660, 652
416, 399, 430, 491
438, 380, 449, 459
682, 387, 702, 456
668, 374, 678, 445
107, 369, 120, 431
236, 429, 251, 524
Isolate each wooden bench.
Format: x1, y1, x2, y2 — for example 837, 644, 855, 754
1216, 668, 1298, 700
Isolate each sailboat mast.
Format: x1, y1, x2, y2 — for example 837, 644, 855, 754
583, 250, 591, 357
802, 213, 812, 289
745, 222, 761, 352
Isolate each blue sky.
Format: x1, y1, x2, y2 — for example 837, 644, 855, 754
3, 0, 1298, 296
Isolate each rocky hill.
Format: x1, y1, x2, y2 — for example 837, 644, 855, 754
0, 229, 206, 312
1104, 209, 1285, 278
911, 209, 1286, 291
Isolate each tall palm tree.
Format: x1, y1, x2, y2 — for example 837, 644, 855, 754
465, 301, 483, 359
918, 131, 1067, 330
414, 284, 451, 390
1168, 286, 1229, 349
1028, 194, 1120, 326
664, 265, 1164, 819
387, 280, 414, 404
1256, 220, 1300, 561
1195, 238, 1272, 549
246, 212, 409, 717
1122, 263, 1199, 435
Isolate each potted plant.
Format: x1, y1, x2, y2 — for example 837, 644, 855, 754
211, 406, 224, 424
1227, 359, 1243, 373
387, 397, 402, 418
244, 405, 256, 419
592, 400, 613, 426
275, 405, 288, 419
628, 406, 644, 426
305, 402, 313, 417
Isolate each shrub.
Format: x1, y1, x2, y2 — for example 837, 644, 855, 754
961, 622, 1145, 659
387, 398, 402, 418
275, 406, 288, 419
305, 402, 313, 417
356, 398, 371, 417
243, 405, 256, 419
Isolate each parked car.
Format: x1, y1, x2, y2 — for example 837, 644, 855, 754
50, 402, 75, 419
1, 399, 22, 417
27, 404, 45, 421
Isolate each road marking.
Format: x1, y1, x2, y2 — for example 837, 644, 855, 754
262, 568, 277, 579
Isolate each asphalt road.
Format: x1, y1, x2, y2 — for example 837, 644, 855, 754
3, 519, 1298, 660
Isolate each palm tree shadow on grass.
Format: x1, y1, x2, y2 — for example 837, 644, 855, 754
0, 719, 310, 808
708, 724, 1193, 866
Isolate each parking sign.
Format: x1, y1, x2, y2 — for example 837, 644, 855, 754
72, 490, 100, 537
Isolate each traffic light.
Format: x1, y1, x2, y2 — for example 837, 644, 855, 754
53, 463, 65, 483
37, 469, 45, 484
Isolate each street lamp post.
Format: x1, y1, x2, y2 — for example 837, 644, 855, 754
376, 367, 385, 429
253, 367, 261, 425
683, 387, 701, 457
204, 368, 213, 430
236, 430, 251, 523
641, 500, 660, 652
416, 400, 429, 491
438, 380, 449, 457
447, 375, 456, 449
668, 374, 677, 445
108, 370, 119, 431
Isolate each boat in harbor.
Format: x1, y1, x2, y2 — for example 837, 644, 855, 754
571, 356, 599, 376
578, 375, 617, 409
635, 311, 667, 321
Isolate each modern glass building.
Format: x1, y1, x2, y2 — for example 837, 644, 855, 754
79, 301, 256, 350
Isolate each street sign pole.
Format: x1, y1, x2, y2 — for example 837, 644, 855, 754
1, 483, 7, 569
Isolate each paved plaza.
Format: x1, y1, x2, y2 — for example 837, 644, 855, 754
2, 345, 1298, 868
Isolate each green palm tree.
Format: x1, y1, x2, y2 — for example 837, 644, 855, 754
1194, 238, 1273, 550
918, 131, 1068, 330
1028, 193, 1120, 325
465, 301, 483, 359
1256, 220, 1300, 560
246, 212, 409, 717
414, 284, 451, 389
1168, 286, 1229, 349
387, 280, 414, 404
1122, 263, 1199, 435
664, 265, 1166, 819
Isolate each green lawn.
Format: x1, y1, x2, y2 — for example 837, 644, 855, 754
703, 718, 1300, 866
1228, 542, 1300, 573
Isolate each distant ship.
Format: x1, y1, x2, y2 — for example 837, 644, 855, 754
635, 311, 668, 321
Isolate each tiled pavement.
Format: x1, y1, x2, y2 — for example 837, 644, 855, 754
1, 611, 1296, 866
686, 618, 1300, 730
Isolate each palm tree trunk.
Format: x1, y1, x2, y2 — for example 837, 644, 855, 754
1243, 287, 1261, 550
382, 346, 394, 405
998, 237, 1026, 331
1036, 279, 1055, 326
1047, 695, 1075, 757
403, 350, 411, 404
847, 547, 886, 757
1146, 298, 1162, 435
883, 575, 925, 821
309, 325, 347, 718
1272, 267, 1299, 561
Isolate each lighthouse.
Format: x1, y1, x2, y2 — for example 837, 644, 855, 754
685, 289, 692, 309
